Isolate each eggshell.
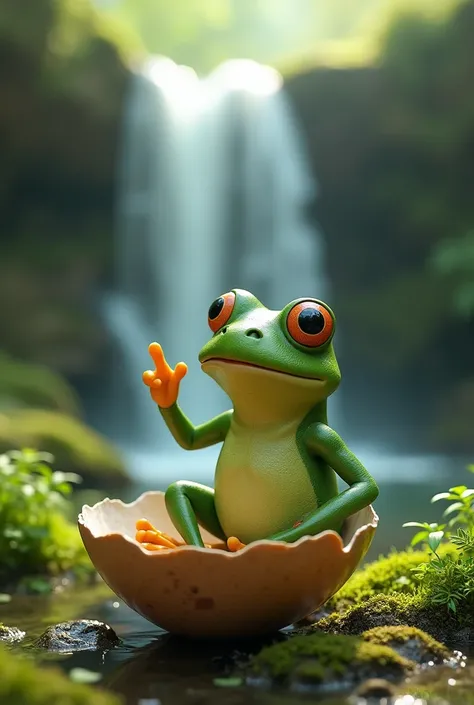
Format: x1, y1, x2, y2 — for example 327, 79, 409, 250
79, 491, 378, 637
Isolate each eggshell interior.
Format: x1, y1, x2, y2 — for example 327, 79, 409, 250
79, 492, 378, 638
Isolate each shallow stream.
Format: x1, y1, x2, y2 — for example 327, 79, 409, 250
3, 453, 473, 705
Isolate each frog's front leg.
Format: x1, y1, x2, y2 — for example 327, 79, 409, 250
268, 423, 379, 543
166, 481, 227, 547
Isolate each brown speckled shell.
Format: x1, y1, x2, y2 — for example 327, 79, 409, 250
78, 492, 377, 637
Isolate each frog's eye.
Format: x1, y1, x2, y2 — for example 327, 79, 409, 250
208, 292, 236, 333
286, 301, 334, 348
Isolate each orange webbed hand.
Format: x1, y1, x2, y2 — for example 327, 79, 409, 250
143, 343, 187, 408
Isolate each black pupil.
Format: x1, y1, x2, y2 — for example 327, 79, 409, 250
209, 297, 225, 320
298, 307, 325, 335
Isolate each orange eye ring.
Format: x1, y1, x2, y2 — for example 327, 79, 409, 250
208, 292, 236, 333
286, 301, 334, 348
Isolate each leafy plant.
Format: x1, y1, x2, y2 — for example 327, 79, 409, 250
0, 449, 88, 585
403, 464, 474, 614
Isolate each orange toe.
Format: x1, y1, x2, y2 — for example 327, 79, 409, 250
136, 518, 156, 532
135, 520, 179, 549
227, 536, 246, 552
142, 542, 168, 552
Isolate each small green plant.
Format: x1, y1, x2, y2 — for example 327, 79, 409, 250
0, 449, 88, 585
403, 464, 474, 614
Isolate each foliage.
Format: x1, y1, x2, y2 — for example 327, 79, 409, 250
0, 410, 127, 488
0, 0, 129, 376
285, 0, 474, 451
0, 449, 89, 583
431, 231, 474, 317
0, 644, 120, 705
102, 0, 456, 74
0, 354, 81, 416
403, 464, 474, 613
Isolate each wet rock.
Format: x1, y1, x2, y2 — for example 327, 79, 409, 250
248, 632, 413, 693
36, 620, 120, 653
0, 624, 26, 643
362, 626, 450, 665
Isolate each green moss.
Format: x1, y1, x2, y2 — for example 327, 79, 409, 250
319, 592, 461, 643
250, 633, 413, 684
0, 645, 120, 704
0, 410, 128, 488
0, 355, 81, 416
328, 549, 434, 611
362, 626, 450, 662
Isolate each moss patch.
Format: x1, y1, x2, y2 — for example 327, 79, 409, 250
249, 633, 413, 689
0, 355, 81, 417
0, 411, 128, 488
0, 645, 120, 704
362, 626, 450, 664
328, 548, 438, 612
319, 593, 464, 643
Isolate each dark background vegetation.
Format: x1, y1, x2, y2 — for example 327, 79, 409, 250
0, 0, 473, 461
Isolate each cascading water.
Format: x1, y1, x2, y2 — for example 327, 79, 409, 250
105, 57, 331, 481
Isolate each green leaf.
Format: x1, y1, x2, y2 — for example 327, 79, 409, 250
213, 677, 243, 688
403, 522, 429, 529
448, 486, 468, 495
410, 530, 429, 547
428, 530, 444, 553
448, 598, 457, 613
467, 465, 474, 474
69, 669, 102, 684
431, 492, 453, 503
443, 502, 464, 516
52, 471, 82, 486
461, 489, 474, 499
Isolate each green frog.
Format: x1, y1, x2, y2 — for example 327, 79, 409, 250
141, 289, 378, 549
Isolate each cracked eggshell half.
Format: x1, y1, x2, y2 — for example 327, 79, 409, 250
78, 491, 378, 638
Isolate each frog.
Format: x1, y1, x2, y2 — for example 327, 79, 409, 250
139, 289, 379, 551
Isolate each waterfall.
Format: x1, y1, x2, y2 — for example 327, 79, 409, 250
106, 57, 330, 481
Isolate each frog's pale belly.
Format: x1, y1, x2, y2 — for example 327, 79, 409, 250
214, 422, 318, 544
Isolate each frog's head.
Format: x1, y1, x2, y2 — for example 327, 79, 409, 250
198, 289, 340, 404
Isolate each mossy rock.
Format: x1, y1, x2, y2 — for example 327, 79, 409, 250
249, 633, 413, 692
0, 644, 120, 704
318, 593, 468, 643
0, 355, 81, 416
362, 626, 450, 664
0, 410, 128, 488
327, 548, 437, 612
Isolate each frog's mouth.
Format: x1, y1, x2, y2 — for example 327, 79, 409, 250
201, 357, 323, 382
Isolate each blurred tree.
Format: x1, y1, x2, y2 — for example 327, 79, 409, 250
0, 0, 130, 375
101, 0, 456, 73
286, 0, 474, 451
431, 232, 474, 318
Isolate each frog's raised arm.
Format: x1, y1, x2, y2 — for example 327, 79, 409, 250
159, 404, 232, 450
143, 342, 232, 451
268, 423, 379, 543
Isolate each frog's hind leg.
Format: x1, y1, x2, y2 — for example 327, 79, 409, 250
165, 481, 226, 547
